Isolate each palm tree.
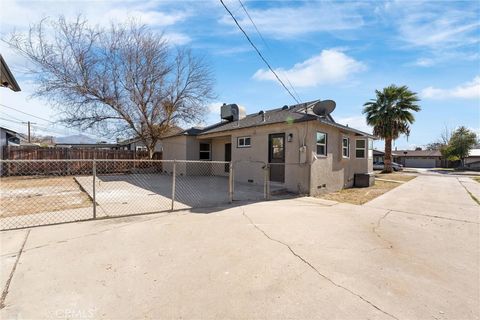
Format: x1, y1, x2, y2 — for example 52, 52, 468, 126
363, 85, 421, 173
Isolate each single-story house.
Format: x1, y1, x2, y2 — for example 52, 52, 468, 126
54, 142, 121, 149
0, 54, 21, 92
465, 147, 480, 169
118, 126, 183, 152
392, 149, 444, 168
0, 126, 22, 159
161, 100, 375, 196
373, 149, 384, 163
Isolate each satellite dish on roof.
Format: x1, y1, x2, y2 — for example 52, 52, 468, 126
312, 100, 336, 117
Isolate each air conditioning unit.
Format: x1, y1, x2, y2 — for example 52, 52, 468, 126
221, 103, 239, 122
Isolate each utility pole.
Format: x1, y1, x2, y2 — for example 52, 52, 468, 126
21, 121, 37, 143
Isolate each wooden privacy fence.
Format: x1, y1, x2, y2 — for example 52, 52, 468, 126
0, 159, 164, 177
2, 146, 162, 160
1, 147, 162, 176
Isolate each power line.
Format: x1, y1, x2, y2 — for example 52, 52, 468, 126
0, 103, 102, 138
219, 0, 300, 104
237, 0, 302, 103
0, 112, 24, 122
0, 117, 22, 124
238, 0, 269, 49
0, 103, 52, 123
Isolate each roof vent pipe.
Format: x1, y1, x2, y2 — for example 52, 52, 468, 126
258, 110, 265, 122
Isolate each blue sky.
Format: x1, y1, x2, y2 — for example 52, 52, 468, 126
0, 0, 479, 149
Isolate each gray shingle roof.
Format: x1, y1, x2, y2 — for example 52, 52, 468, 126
171, 100, 375, 138
198, 102, 318, 135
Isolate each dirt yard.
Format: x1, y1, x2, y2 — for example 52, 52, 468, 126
0, 176, 92, 217
319, 174, 417, 205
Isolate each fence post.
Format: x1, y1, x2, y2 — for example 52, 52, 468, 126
171, 160, 176, 211
264, 164, 270, 200
92, 159, 97, 219
228, 162, 233, 203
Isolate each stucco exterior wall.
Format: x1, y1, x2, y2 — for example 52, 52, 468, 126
161, 135, 188, 174
209, 122, 311, 194
211, 136, 230, 177
308, 124, 372, 196
162, 119, 372, 195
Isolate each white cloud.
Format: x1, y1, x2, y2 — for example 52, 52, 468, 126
103, 8, 187, 27
335, 115, 372, 134
220, 2, 365, 39
379, 2, 480, 50
253, 49, 366, 88
163, 32, 191, 46
421, 76, 480, 100
0, 0, 190, 44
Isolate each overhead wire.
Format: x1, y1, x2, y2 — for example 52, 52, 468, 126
237, 0, 302, 103
0, 103, 52, 123
0, 103, 103, 138
219, 0, 300, 104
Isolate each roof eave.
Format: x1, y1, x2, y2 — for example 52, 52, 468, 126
0, 54, 21, 92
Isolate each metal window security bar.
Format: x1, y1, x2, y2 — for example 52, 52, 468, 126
0, 159, 272, 231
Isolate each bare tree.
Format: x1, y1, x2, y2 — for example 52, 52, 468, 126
425, 125, 451, 150
5, 17, 215, 158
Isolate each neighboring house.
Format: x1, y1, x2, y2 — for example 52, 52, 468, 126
161, 100, 375, 196
373, 149, 384, 163
54, 134, 119, 149
0, 126, 21, 159
54, 142, 120, 149
392, 149, 444, 168
0, 54, 21, 92
118, 126, 183, 152
465, 147, 480, 169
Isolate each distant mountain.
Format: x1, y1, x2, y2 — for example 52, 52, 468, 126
55, 134, 98, 144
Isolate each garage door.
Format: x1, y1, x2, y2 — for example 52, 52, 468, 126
404, 158, 436, 168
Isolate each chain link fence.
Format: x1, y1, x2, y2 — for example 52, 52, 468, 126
1, 159, 276, 230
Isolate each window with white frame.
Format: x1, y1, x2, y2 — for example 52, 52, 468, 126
355, 139, 366, 158
237, 136, 251, 148
316, 132, 327, 156
199, 143, 211, 160
342, 137, 350, 158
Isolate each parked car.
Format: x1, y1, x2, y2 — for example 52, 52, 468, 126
373, 161, 403, 171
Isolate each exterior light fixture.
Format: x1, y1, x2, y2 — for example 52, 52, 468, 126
287, 133, 293, 142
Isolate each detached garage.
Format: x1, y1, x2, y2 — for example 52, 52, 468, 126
393, 149, 443, 168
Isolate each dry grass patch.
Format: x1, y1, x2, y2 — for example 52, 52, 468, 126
375, 172, 417, 182
0, 176, 92, 217
319, 180, 407, 205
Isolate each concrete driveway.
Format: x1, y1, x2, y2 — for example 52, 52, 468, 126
1, 175, 478, 319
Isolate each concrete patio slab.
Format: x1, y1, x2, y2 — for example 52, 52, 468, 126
0, 175, 478, 319
364, 175, 480, 223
